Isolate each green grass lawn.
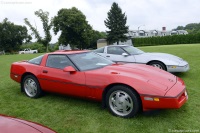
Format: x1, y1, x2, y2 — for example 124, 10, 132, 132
0, 44, 200, 133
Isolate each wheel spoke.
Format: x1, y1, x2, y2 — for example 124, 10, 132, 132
121, 94, 133, 113
122, 106, 128, 114
115, 92, 120, 103
111, 97, 117, 107
151, 63, 164, 70
124, 100, 132, 108
114, 105, 123, 111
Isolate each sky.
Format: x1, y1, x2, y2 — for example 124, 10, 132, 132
0, 0, 200, 43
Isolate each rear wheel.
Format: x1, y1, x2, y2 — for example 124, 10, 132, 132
148, 61, 166, 71
106, 85, 140, 118
22, 75, 42, 98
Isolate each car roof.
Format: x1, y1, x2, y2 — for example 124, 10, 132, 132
51, 50, 90, 55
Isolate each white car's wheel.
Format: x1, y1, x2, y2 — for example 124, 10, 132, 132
106, 85, 140, 118
149, 61, 166, 71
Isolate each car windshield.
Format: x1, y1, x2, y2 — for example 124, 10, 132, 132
68, 52, 114, 71
122, 46, 145, 55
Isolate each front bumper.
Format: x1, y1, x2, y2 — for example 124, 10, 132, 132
141, 90, 188, 111
141, 78, 188, 111
167, 64, 189, 72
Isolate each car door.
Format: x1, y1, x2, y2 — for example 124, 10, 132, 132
39, 54, 86, 97
105, 46, 136, 63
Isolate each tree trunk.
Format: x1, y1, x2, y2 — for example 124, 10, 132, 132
46, 44, 48, 52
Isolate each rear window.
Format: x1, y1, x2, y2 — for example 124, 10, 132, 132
28, 55, 44, 65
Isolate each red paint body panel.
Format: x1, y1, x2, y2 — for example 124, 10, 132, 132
141, 90, 188, 110
10, 51, 188, 111
38, 67, 87, 97
0, 115, 56, 133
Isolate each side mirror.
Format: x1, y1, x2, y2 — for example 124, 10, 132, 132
63, 66, 76, 73
122, 53, 128, 56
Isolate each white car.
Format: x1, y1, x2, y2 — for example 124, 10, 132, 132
19, 48, 38, 54
94, 45, 189, 72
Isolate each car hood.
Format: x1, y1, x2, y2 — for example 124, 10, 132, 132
139, 52, 184, 63
105, 63, 177, 91
0, 115, 56, 133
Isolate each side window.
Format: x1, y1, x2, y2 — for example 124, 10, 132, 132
94, 47, 104, 53
46, 55, 73, 69
28, 55, 44, 65
107, 47, 125, 55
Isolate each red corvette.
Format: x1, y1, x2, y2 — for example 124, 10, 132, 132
10, 51, 188, 118
0, 114, 56, 133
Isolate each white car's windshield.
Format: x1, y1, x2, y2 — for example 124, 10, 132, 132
68, 52, 114, 71
122, 46, 144, 55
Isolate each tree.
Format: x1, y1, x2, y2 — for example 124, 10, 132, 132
104, 2, 129, 44
24, 9, 52, 52
0, 18, 31, 52
88, 30, 107, 49
174, 23, 200, 34
53, 7, 93, 49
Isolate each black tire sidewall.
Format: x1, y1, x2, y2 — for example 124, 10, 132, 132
106, 85, 140, 118
22, 75, 42, 98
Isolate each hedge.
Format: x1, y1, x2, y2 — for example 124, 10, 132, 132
133, 33, 200, 47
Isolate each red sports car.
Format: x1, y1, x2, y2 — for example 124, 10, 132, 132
10, 51, 188, 118
0, 114, 56, 133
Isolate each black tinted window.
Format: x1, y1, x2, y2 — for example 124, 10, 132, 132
46, 55, 73, 69
122, 46, 144, 55
107, 46, 125, 55
28, 55, 44, 65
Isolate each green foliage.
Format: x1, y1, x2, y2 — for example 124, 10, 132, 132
53, 7, 93, 49
104, 2, 129, 44
0, 18, 31, 52
24, 9, 52, 52
20, 43, 46, 53
88, 30, 107, 49
0, 44, 199, 133
174, 23, 200, 34
24, 18, 41, 42
48, 43, 59, 52
133, 34, 200, 47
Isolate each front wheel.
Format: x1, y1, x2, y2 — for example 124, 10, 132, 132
106, 85, 140, 118
148, 61, 166, 71
22, 75, 42, 98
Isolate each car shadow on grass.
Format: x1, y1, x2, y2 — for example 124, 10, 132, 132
141, 110, 162, 117
43, 92, 102, 107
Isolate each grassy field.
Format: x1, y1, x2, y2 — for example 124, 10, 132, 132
0, 44, 199, 133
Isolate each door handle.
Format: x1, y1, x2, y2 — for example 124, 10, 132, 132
43, 70, 48, 73
106, 55, 110, 57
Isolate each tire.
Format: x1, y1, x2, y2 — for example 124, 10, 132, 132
22, 75, 42, 98
148, 61, 166, 71
106, 85, 140, 118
